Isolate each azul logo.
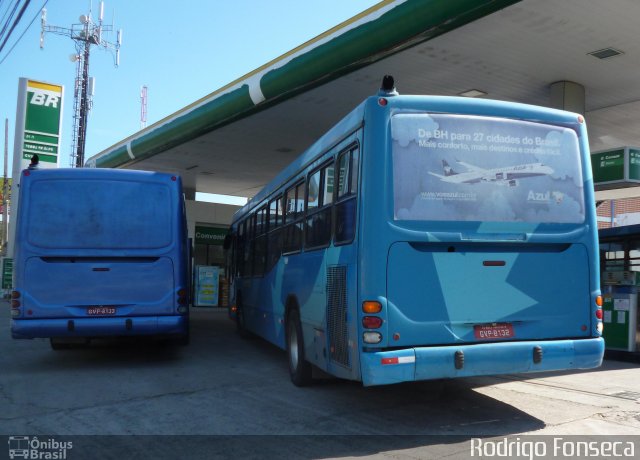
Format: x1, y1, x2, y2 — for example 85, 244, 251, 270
29, 91, 60, 108
527, 190, 564, 204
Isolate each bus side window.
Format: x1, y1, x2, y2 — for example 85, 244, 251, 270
306, 161, 333, 249
335, 145, 358, 245
283, 182, 303, 253
254, 205, 268, 277
267, 195, 282, 272
237, 220, 246, 277
246, 215, 255, 276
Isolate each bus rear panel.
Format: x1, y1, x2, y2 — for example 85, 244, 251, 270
11, 168, 189, 343
358, 96, 603, 385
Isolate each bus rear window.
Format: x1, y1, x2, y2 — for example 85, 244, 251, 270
26, 179, 173, 249
391, 113, 585, 224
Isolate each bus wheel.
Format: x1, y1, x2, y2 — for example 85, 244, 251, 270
236, 296, 249, 337
286, 309, 313, 387
175, 322, 190, 346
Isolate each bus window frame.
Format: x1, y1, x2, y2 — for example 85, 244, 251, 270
334, 142, 360, 247
265, 194, 283, 272
283, 179, 305, 255
305, 159, 335, 251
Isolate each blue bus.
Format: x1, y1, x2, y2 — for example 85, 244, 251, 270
11, 168, 190, 348
227, 78, 604, 386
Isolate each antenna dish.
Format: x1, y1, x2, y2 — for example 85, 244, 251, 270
79, 14, 89, 24
69, 54, 79, 62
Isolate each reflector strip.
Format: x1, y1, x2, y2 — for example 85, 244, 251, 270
381, 356, 415, 365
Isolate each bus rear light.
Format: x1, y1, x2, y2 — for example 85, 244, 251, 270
11, 300, 20, 308
177, 306, 188, 314
231, 305, 238, 313
597, 322, 604, 334
10, 309, 20, 317
363, 331, 382, 344
595, 296, 603, 307
362, 316, 383, 329
362, 301, 382, 314
381, 357, 399, 365
177, 288, 188, 307
378, 97, 388, 107
595, 309, 603, 320
11, 291, 20, 299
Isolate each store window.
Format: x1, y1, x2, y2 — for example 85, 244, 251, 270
194, 226, 228, 267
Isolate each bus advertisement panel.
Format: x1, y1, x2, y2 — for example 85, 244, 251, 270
391, 114, 585, 223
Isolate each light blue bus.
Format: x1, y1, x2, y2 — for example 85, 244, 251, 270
11, 169, 190, 349
227, 79, 604, 386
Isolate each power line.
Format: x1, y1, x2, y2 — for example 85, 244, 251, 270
0, 0, 31, 55
0, 0, 23, 44
0, 0, 47, 65
0, 0, 21, 37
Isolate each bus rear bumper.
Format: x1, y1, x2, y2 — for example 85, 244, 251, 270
11, 315, 188, 339
360, 337, 605, 386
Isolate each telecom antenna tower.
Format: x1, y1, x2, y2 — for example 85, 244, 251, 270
40, 2, 122, 168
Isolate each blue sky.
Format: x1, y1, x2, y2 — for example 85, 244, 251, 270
0, 0, 380, 174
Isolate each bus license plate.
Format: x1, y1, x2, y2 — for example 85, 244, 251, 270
87, 306, 116, 316
474, 323, 514, 340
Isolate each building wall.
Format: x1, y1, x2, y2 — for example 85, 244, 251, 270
597, 198, 640, 229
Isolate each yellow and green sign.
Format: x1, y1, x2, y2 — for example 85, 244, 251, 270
21, 80, 64, 165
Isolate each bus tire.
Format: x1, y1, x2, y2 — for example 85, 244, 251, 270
286, 308, 313, 387
175, 321, 190, 346
236, 295, 249, 338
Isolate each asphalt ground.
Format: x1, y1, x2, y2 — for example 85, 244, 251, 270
1, 305, 639, 459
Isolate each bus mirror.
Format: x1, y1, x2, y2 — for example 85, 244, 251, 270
223, 234, 232, 251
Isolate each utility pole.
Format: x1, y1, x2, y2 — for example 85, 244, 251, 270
140, 85, 148, 130
2, 119, 8, 255
40, 2, 122, 168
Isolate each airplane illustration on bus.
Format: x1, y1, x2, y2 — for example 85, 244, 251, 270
428, 159, 554, 187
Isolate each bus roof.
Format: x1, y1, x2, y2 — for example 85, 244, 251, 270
22, 168, 180, 182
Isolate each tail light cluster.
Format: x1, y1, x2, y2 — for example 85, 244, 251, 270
10, 290, 21, 317
177, 288, 189, 314
595, 295, 604, 335
362, 301, 383, 344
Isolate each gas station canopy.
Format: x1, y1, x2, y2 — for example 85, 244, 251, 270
86, 0, 640, 202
